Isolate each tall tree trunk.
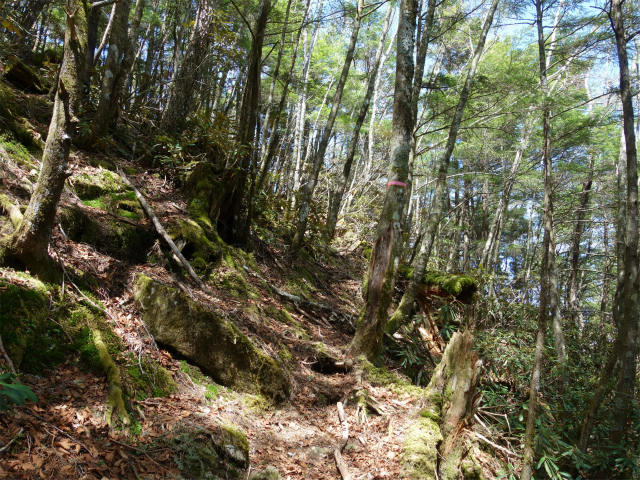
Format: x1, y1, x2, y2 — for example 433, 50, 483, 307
325, 4, 393, 241
92, 0, 133, 137
607, 0, 639, 453
567, 156, 594, 332
160, 0, 215, 134
290, 0, 363, 250
119, 0, 146, 110
386, 0, 499, 335
259, 0, 293, 162
348, 0, 417, 360
215, 0, 272, 245
480, 115, 534, 269
521, 2, 565, 476
578, 0, 639, 458
1, 0, 88, 280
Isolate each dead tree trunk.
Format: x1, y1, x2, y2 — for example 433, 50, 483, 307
403, 331, 483, 479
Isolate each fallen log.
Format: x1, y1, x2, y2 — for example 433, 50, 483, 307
117, 167, 213, 296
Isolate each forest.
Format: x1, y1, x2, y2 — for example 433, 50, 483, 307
0, 0, 638, 478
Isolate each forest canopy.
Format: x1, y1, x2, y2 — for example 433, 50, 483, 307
1, 0, 640, 478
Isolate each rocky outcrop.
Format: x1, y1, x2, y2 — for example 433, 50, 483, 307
133, 274, 290, 402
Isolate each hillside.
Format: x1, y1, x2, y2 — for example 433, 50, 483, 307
2, 0, 638, 477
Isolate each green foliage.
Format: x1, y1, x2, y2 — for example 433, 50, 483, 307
0, 372, 36, 411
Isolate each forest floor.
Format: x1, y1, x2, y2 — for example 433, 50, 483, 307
0, 152, 432, 479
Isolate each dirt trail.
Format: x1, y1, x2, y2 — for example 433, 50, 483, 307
0, 160, 425, 480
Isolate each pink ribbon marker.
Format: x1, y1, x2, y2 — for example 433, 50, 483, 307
386, 181, 407, 188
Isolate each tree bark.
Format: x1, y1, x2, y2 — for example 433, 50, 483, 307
160, 0, 216, 134
566, 156, 594, 332
521, 2, 565, 476
386, 0, 499, 335
578, 0, 639, 459
290, 0, 363, 250
215, 0, 272, 245
348, 0, 417, 360
325, 5, 393, 241
1, 0, 88, 280
92, 0, 133, 136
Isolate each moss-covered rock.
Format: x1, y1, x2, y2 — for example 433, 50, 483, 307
219, 424, 249, 468
3, 55, 49, 93
0, 82, 49, 150
0, 276, 59, 371
222, 270, 258, 299
171, 426, 221, 479
58, 205, 153, 262
133, 274, 290, 402
185, 162, 222, 231
166, 217, 222, 273
250, 466, 281, 480
72, 169, 125, 200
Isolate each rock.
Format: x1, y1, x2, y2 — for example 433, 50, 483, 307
249, 465, 281, 480
133, 274, 290, 401
3, 55, 48, 93
219, 424, 249, 468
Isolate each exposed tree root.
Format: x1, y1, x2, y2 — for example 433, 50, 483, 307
0, 193, 23, 229
90, 325, 130, 426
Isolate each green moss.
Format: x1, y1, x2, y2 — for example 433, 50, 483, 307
134, 274, 290, 401
278, 344, 294, 368
256, 304, 309, 340
360, 356, 411, 387
461, 458, 483, 479
0, 280, 63, 372
420, 406, 441, 423
0, 133, 36, 167
126, 357, 177, 400
423, 271, 478, 302
401, 416, 443, 479
179, 360, 223, 402
167, 217, 221, 271
81, 198, 108, 209
73, 169, 125, 200
222, 270, 257, 299
170, 426, 221, 479
58, 206, 153, 262
0, 83, 46, 150
186, 163, 221, 231
221, 424, 249, 455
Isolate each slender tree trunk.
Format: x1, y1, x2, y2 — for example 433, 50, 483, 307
83, 5, 102, 90
365, 33, 395, 181
386, 0, 499, 335
325, 4, 393, 241
348, 0, 417, 360
567, 156, 594, 332
160, 0, 215, 134
92, 0, 133, 136
259, 0, 293, 162
521, 3, 565, 476
291, 0, 363, 250
215, 0, 272, 245
1, 0, 88, 280
606, 0, 639, 454
119, 0, 146, 108
480, 115, 534, 269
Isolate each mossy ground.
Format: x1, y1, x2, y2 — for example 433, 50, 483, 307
0, 270, 177, 407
